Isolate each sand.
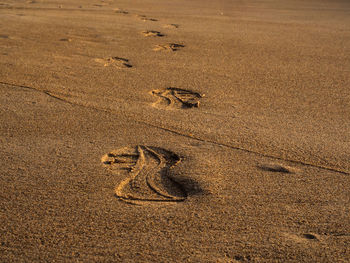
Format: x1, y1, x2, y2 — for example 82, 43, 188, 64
1, 0, 349, 261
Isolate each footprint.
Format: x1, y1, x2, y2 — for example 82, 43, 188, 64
59, 38, 72, 42
114, 8, 129, 14
141, 17, 158, 22
101, 145, 187, 203
94, 57, 132, 68
151, 87, 203, 109
163, 24, 179, 29
135, 14, 158, 21
142, 30, 164, 37
257, 163, 295, 173
153, 43, 185, 51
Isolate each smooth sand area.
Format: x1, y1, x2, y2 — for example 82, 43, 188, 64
1, 0, 349, 261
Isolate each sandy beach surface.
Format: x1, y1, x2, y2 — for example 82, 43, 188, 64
1, 0, 349, 261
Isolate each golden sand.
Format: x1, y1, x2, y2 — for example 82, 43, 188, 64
0, 0, 349, 261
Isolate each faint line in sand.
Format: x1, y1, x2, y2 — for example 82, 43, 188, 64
1, 81, 348, 176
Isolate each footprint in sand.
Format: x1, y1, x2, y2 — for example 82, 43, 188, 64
153, 43, 185, 51
135, 14, 158, 22
94, 57, 132, 68
114, 8, 129, 14
151, 87, 203, 109
163, 24, 179, 29
59, 38, 72, 42
101, 145, 187, 203
142, 30, 165, 37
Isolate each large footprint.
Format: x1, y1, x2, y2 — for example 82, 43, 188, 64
151, 87, 203, 109
101, 145, 187, 203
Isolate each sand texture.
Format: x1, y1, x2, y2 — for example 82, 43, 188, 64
1, 0, 350, 262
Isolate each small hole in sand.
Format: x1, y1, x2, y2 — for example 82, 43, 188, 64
303, 233, 318, 240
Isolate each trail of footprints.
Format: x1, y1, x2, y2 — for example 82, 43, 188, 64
91, 6, 183, 70
98, 2, 201, 202
101, 145, 187, 203
65, 2, 298, 204
112, 6, 183, 52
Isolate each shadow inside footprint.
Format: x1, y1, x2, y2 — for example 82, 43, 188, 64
303, 233, 319, 240
257, 163, 293, 173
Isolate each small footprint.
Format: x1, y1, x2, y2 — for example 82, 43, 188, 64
153, 43, 184, 51
135, 14, 158, 22
101, 145, 187, 203
114, 8, 129, 14
94, 57, 132, 68
142, 30, 164, 37
163, 24, 179, 29
151, 87, 203, 109
59, 38, 72, 42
